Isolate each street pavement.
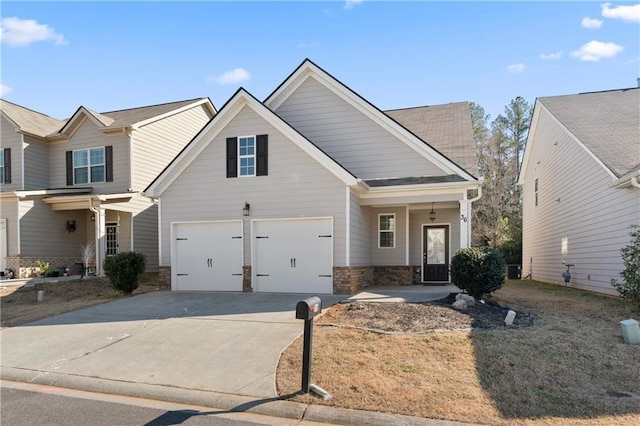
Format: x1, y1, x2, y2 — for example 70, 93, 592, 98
1, 285, 471, 425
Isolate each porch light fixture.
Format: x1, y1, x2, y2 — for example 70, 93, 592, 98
66, 220, 77, 233
429, 203, 436, 222
243, 202, 251, 217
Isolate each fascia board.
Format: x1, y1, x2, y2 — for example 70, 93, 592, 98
358, 181, 480, 200
265, 60, 475, 181
58, 107, 106, 137
610, 169, 640, 189
518, 101, 540, 186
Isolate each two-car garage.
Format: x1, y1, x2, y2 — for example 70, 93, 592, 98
172, 218, 333, 294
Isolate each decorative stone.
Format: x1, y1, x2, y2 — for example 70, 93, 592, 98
452, 299, 468, 310
620, 319, 640, 345
504, 310, 516, 326
455, 293, 475, 306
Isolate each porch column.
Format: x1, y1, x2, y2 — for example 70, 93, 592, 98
459, 200, 470, 249
94, 208, 106, 276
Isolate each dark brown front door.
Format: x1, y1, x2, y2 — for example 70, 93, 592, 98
423, 225, 449, 282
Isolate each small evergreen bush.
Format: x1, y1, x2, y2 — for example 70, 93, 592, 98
451, 247, 505, 299
103, 252, 146, 294
612, 226, 640, 313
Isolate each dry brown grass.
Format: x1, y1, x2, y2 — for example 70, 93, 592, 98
277, 280, 640, 425
0, 275, 160, 328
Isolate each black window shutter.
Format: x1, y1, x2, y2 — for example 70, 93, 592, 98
256, 134, 268, 176
105, 145, 113, 182
3, 148, 11, 183
226, 137, 238, 178
66, 151, 73, 185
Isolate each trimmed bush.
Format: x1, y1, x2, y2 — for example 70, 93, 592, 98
103, 252, 146, 294
612, 226, 640, 313
451, 247, 505, 299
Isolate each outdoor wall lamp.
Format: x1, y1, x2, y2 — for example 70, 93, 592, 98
66, 220, 77, 233
429, 203, 436, 222
243, 202, 251, 217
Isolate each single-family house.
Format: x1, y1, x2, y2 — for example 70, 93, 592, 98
519, 87, 640, 295
145, 59, 481, 294
0, 98, 216, 277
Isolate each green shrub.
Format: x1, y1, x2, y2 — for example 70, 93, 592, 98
451, 247, 505, 299
103, 252, 146, 294
497, 239, 522, 266
612, 226, 640, 313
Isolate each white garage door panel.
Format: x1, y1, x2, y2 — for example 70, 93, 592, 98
174, 221, 243, 291
253, 218, 333, 294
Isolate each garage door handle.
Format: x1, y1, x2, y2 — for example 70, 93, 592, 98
257, 274, 269, 277
232, 236, 242, 239
319, 274, 332, 278
176, 238, 187, 241
318, 234, 332, 238
177, 273, 188, 276
232, 273, 242, 276
256, 236, 269, 239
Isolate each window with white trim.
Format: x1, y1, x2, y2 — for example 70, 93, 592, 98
378, 213, 395, 248
0, 149, 4, 183
238, 136, 255, 177
74, 147, 105, 184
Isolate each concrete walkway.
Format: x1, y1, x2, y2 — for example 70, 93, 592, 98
1, 285, 468, 425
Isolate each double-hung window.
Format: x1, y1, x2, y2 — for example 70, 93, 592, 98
238, 136, 256, 177
0, 149, 4, 183
378, 213, 395, 248
74, 147, 105, 184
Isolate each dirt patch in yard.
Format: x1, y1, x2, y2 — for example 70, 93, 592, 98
277, 281, 640, 425
0, 276, 160, 328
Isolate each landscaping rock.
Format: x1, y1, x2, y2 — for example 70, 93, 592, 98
455, 293, 476, 306
452, 299, 468, 310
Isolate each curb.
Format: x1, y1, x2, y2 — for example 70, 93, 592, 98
1, 366, 475, 426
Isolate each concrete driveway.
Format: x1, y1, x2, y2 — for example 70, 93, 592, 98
1, 285, 458, 400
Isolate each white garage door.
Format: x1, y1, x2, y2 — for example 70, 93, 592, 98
173, 221, 243, 291
252, 218, 333, 294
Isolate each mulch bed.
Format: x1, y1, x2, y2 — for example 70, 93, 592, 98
318, 293, 534, 333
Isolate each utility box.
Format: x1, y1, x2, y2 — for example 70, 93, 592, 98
620, 319, 640, 345
507, 265, 521, 279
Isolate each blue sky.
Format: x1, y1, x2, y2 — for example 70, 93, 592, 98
1, 1, 638, 122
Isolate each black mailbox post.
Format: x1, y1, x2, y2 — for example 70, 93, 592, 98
296, 296, 322, 393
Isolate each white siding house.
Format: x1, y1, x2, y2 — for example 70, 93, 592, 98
0, 98, 215, 278
146, 60, 481, 294
519, 88, 640, 295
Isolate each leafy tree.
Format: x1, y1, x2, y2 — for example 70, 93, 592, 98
612, 226, 640, 313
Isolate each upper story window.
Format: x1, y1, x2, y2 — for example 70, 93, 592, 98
0, 149, 4, 183
226, 135, 268, 178
74, 147, 105, 184
534, 178, 539, 206
66, 146, 112, 186
238, 136, 255, 177
378, 213, 395, 248
0, 148, 10, 184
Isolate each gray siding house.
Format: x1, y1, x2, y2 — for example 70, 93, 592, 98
146, 60, 481, 294
0, 98, 215, 277
519, 87, 640, 295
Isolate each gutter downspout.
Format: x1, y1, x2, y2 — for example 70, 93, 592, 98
631, 176, 640, 189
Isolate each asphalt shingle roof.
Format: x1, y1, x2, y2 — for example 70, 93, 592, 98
101, 98, 206, 129
385, 102, 478, 177
538, 87, 640, 177
0, 99, 65, 137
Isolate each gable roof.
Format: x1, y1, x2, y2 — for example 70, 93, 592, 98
537, 88, 640, 178
385, 103, 478, 177
144, 88, 357, 197
0, 99, 65, 138
265, 59, 478, 181
59, 98, 215, 137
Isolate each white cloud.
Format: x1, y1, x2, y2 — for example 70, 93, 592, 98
581, 17, 603, 29
540, 51, 564, 60
0, 84, 12, 96
507, 63, 525, 73
571, 40, 624, 61
0, 17, 66, 47
210, 68, 251, 85
344, 0, 364, 10
601, 2, 640, 23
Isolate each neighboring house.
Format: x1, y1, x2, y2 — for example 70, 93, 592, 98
0, 98, 216, 277
145, 59, 481, 294
519, 87, 640, 296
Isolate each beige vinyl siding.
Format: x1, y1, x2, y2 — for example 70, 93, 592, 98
1, 198, 19, 255
19, 197, 87, 257
371, 206, 407, 265
159, 105, 347, 267
49, 118, 130, 192
274, 76, 443, 179
349, 191, 371, 266
522, 107, 639, 295
23, 136, 49, 189
409, 208, 460, 267
131, 104, 212, 192
1, 116, 23, 191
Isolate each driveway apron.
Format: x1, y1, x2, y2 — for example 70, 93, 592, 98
0, 291, 344, 398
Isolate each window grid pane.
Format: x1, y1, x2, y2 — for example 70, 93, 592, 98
74, 151, 88, 167
238, 136, 256, 177
90, 148, 104, 165
91, 165, 105, 182
75, 167, 88, 184
379, 214, 395, 248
